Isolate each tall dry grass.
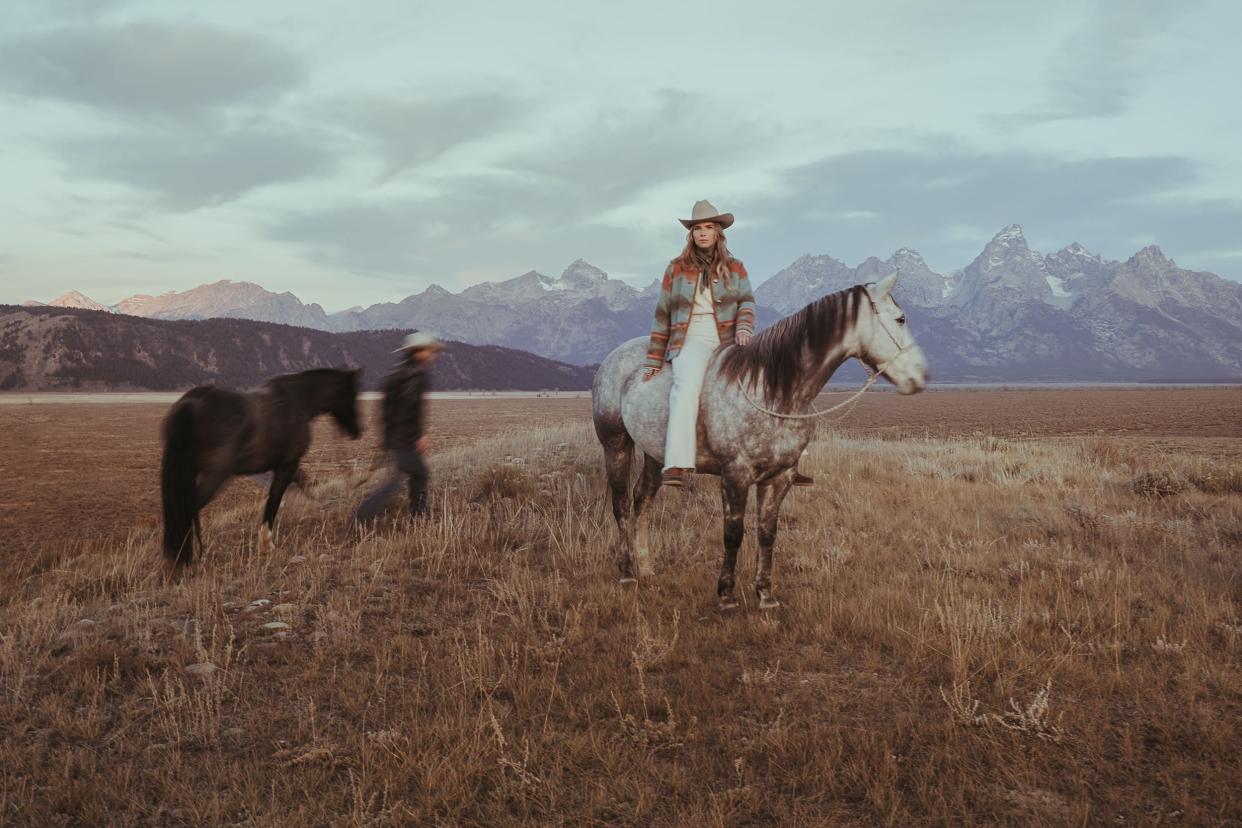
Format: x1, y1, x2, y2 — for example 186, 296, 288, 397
1, 425, 1240, 825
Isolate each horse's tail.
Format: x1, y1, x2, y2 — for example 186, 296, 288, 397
161, 401, 199, 566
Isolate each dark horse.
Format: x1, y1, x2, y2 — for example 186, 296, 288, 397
161, 367, 363, 566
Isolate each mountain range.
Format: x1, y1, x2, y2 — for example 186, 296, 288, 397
0, 306, 594, 392
23, 226, 1242, 381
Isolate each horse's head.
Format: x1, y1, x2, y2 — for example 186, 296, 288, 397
856, 273, 929, 395
327, 367, 364, 439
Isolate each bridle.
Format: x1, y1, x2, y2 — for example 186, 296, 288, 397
860, 289, 917, 380
737, 281, 917, 421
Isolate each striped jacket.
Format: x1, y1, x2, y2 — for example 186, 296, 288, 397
645, 257, 756, 369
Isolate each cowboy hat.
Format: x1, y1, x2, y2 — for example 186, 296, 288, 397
393, 331, 445, 353
679, 199, 734, 230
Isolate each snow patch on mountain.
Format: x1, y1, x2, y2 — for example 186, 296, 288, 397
1045, 275, 1071, 298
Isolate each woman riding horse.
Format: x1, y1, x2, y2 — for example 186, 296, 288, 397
643, 200, 811, 488
594, 222, 929, 607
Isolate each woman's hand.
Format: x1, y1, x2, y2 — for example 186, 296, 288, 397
415, 436, 428, 453
642, 366, 661, 382
736, 330, 753, 347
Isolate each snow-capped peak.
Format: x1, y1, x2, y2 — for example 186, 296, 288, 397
992, 224, 1026, 244
1132, 245, 1171, 266
891, 247, 927, 265
557, 259, 608, 286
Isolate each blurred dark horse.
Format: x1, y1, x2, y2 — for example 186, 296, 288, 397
161, 367, 363, 566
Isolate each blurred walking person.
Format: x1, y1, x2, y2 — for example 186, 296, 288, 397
356, 332, 444, 522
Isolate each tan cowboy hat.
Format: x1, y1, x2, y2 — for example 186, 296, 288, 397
393, 331, 445, 353
679, 199, 734, 230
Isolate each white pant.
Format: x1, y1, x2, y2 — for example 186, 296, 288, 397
664, 315, 719, 470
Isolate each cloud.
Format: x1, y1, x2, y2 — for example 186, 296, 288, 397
270, 197, 450, 276
990, 0, 1196, 127
0, 21, 304, 118
499, 88, 770, 216
269, 171, 673, 285
17, 0, 126, 16
1190, 248, 1242, 279
746, 145, 1242, 280
330, 91, 526, 182
61, 123, 337, 210
271, 141, 1242, 289
271, 88, 771, 278
270, 171, 575, 277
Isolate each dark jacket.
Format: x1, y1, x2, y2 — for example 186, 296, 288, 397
381, 359, 430, 451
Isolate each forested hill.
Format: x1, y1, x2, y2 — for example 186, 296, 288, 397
0, 306, 594, 391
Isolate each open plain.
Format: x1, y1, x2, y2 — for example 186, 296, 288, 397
1, 388, 1240, 824
2, 389, 1237, 557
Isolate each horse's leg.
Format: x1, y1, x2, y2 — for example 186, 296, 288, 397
717, 473, 750, 610
603, 435, 636, 581
196, 459, 232, 509
259, 462, 298, 553
754, 471, 795, 610
631, 453, 663, 578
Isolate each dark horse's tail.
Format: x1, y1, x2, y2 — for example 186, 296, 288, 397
161, 401, 199, 565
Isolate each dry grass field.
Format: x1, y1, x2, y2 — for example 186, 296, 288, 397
1, 389, 1240, 824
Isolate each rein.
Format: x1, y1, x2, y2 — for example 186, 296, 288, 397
735, 288, 914, 421
738, 368, 880, 421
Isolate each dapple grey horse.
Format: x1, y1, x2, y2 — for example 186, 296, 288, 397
591, 273, 928, 609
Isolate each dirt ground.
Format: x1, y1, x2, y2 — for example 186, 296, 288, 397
1, 388, 1238, 559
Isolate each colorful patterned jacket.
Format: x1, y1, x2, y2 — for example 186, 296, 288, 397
645, 257, 756, 369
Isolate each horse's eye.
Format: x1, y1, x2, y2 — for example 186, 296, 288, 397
896, 315, 906, 325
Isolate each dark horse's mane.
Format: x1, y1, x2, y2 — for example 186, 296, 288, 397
719, 285, 866, 410
264, 367, 349, 389
262, 367, 356, 405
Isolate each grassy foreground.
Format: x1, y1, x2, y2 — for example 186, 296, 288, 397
2, 423, 1240, 825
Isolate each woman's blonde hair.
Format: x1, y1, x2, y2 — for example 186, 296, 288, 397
673, 225, 734, 283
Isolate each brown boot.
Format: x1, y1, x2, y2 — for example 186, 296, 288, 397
792, 471, 815, 487
661, 467, 690, 488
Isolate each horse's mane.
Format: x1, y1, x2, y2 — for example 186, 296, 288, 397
262, 368, 355, 405
718, 285, 865, 410
265, 367, 349, 387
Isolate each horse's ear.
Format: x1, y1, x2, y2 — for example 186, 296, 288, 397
353, 367, 365, 378
873, 271, 898, 301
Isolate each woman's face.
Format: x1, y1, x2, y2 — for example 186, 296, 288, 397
692, 222, 718, 249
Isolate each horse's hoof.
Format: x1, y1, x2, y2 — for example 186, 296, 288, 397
619, 576, 638, 586
718, 596, 739, 611
758, 595, 781, 610
257, 526, 275, 554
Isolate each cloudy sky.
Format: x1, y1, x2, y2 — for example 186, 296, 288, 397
2, 0, 1239, 311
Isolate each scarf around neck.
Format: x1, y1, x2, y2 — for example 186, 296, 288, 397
693, 247, 714, 288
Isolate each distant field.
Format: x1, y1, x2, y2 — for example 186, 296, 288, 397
1, 388, 1238, 558
0, 391, 592, 405
0, 396, 587, 558
1, 392, 1239, 824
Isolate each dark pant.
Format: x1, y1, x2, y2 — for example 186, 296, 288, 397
356, 448, 429, 522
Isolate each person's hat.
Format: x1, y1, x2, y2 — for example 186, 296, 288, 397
679, 199, 734, 230
394, 331, 445, 353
